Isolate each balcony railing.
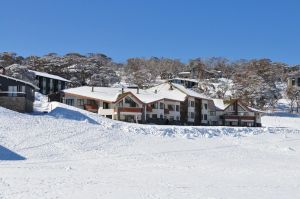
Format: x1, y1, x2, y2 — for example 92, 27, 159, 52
84, 104, 98, 112
0, 92, 26, 97
118, 107, 143, 113
221, 115, 255, 120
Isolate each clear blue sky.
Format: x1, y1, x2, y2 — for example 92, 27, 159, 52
0, 0, 299, 64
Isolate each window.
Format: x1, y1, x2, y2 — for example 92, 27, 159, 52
125, 115, 135, 122
170, 116, 174, 121
228, 105, 234, 111
292, 78, 296, 86
190, 100, 195, 107
125, 96, 137, 107
210, 111, 216, 116
168, 104, 175, 111
106, 115, 112, 119
176, 105, 180, 112
204, 104, 208, 110
204, 114, 207, 120
87, 99, 96, 105
160, 114, 163, 119
65, 99, 74, 106
50, 79, 53, 92
176, 116, 180, 121
58, 81, 61, 91
190, 112, 195, 119
212, 121, 218, 125
298, 78, 300, 87
151, 102, 158, 109
103, 102, 109, 109
42, 78, 46, 94
152, 114, 157, 119
160, 102, 164, 109
8, 86, 17, 97
77, 99, 84, 106
17, 85, 25, 93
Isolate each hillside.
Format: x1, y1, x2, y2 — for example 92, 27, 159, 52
0, 104, 300, 198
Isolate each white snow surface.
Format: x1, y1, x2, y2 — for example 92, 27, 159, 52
1, 103, 300, 199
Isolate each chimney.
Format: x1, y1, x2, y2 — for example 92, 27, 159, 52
137, 88, 139, 94
122, 87, 124, 94
91, 86, 94, 92
154, 89, 157, 94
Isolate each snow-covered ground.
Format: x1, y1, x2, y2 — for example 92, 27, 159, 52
1, 102, 300, 198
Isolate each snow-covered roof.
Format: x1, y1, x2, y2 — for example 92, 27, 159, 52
178, 71, 191, 75
29, 70, 71, 82
63, 86, 122, 102
212, 99, 226, 110
142, 83, 187, 103
0, 74, 39, 90
63, 82, 210, 104
247, 106, 265, 113
171, 78, 199, 83
212, 98, 264, 113
172, 83, 211, 100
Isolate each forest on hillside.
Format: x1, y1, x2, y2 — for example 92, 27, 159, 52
0, 52, 299, 110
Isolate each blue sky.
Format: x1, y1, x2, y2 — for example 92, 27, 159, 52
0, 0, 299, 64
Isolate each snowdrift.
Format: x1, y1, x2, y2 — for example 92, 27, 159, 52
1, 103, 300, 199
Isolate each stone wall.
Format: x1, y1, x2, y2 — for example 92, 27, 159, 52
0, 97, 33, 113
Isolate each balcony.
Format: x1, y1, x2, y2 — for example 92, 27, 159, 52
118, 107, 143, 113
84, 104, 98, 113
0, 92, 26, 97
222, 115, 255, 121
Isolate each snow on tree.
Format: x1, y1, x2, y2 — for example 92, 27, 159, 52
88, 67, 120, 87
4, 64, 36, 85
286, 86, 300, 113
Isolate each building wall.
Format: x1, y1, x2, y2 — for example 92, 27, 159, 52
163, 100, 181, 121
62, 91, 262, 127
149, 100, 165, 118
37, 76, 67, 95
63, 94, 117, 119
0, 97, 33, 112
287, 76, 300, 88
0, 76, 35, 112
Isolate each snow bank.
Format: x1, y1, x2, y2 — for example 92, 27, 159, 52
46, 102, 300, 138
1, 103, 300, 199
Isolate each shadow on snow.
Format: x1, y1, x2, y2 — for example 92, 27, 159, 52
0, 145, 26, 161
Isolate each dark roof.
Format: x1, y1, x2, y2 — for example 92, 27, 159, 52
0, 74, 39, 90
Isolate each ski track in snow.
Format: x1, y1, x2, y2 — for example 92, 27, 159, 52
0, 103, 300, 199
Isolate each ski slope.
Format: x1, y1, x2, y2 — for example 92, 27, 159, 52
0, 103, 300, 199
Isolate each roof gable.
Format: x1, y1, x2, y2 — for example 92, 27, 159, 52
0, 74, 39, 90
29, 70, 70, 82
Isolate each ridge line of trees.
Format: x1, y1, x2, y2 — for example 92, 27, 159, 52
0, 52, 299, 110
